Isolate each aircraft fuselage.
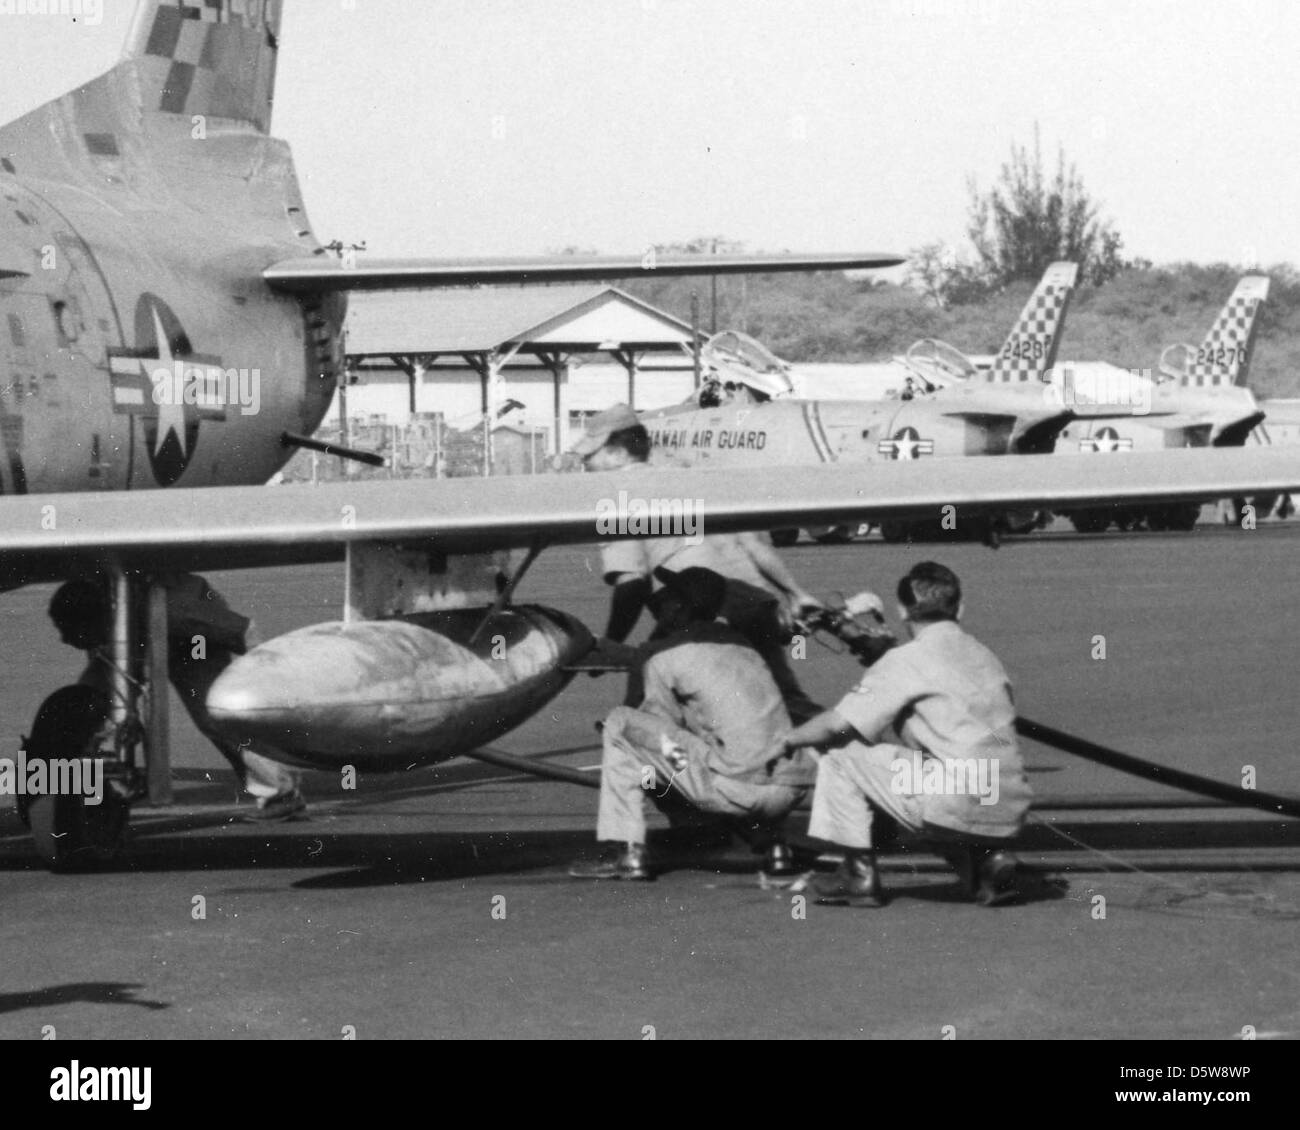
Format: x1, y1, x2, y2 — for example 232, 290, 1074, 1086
0, 84, 343, 496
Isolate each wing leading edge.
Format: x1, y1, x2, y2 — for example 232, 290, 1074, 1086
262, 252, 905, 294
0, 448, 1296, 586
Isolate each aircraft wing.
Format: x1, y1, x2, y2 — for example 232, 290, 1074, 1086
1139, 412, 1266, 432
262, 252, 904, 294
0, 448, 1296, 587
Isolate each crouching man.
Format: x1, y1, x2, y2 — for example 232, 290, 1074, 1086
570, 566, 816, 881
49, 576, 306, 821
767, 562, 1032, 907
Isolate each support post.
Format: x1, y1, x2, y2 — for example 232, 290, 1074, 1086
109, 569, 132, 740
144, 579, 173, 805
537, 349, 567, 455
691, 292, 703, 391
613, 349, 641, 410
410, 359, 425, 416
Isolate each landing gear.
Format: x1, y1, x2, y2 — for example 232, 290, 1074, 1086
1068, 509, 1111, 534
1162, 503, 1201, 532
878, 515, 1002, 545
27, 569, 168, 873
878, 520, 909, 544
19, 682, 138, 872
1144, 504, 1200, 532
811, 525, 853, 545
769, 528, 800, 548
1113, 506, 1141, 532
26, 772, 132, 872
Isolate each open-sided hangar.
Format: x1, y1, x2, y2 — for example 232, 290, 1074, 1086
340, 285, 700, 455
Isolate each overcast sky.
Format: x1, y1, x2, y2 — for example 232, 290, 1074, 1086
0, 0, 1296, 268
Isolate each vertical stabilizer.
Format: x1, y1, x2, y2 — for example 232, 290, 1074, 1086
1181, 275, 1270, 389
123, 0, 282, 133
988, 262, 1078, 384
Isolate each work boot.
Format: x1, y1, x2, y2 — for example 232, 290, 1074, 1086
940, 843, 1020, 906
974, 849, 1020, 907
761, 842, 800, 878
244, 789, 307, 823
568, 842, 653, 881
813, 851, 886, 908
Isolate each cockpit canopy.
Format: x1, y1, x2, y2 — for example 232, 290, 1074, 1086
1158, 342, 1197, 383
701, 330, 796, 399
900, 339, 980, 389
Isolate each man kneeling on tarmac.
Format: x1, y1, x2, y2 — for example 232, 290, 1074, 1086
766, 561, 1032, 907
570, 565, 815, 881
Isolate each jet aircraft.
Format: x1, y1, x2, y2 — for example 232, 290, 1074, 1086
0, 1, 1295, 869
638, 262, 1081, 543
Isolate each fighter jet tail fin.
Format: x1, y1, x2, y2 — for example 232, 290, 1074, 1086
987, 262, 1079, 386
1178, 275, 1270, 389
123, 0, 282, 133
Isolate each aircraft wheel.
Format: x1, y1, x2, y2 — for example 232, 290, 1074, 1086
1113, 506, 1141, 532
1068, 510, 1110, 534
879, 520, 909, 544
1002, 509, 1042, 536
1166, 503, 1201, 532
1146, 507, 1170, 532
28, 784, 128, 873
1252, 494, 1279, 520
813, 525, 853, 545
769, 528, 800, 548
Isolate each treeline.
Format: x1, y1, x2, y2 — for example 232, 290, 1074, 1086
622, 261, 1300, 399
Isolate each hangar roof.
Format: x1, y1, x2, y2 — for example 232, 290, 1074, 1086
344, 285, 695, 358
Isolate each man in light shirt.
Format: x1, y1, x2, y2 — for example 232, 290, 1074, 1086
767, 562, 1031, 907
573, 404, 824, 721
570, 566, 816, 881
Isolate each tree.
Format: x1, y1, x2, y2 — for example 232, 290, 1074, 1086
967, 127, 1126, 288
906, 241, 992, 308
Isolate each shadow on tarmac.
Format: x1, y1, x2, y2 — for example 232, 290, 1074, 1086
0, 983, 169, 1017
1, 756, 1297, 887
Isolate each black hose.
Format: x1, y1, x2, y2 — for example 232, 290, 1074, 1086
1016, 716, 1300, 819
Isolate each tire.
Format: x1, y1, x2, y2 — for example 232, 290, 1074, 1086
1002, 509, 1043, 536
1113, 506, 1141, 532
813, 525, 852, 545
1252, 494, 1279, 520
879, 520, 909, 544
1068, 509, 1110, 534
769, 528, 799, 548
28, 784, 128, 873
1165, 503, 1201, 532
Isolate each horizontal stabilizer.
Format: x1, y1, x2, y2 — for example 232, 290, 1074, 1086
263, 252, 905, 294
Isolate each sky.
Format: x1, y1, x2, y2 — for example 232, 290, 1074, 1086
0, 0, 1296, 269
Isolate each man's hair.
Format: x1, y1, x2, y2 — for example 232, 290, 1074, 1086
605, 424, 651, 462
650, 566, 727, 623
49, 580, 110, 632
896, 561, 961, 622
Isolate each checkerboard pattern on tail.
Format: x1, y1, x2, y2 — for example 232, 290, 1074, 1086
988, 261, 1079, 385
126, 0, 283, 133
1182, 275, 1270, 388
